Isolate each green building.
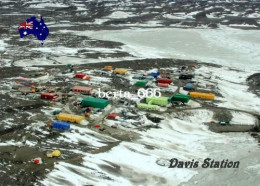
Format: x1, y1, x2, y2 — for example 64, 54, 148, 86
81, 97, 109, 109
137, 103, 158, 111
146, 96, 169, 106
169, 94, 190, 103
135, 80, 148, 87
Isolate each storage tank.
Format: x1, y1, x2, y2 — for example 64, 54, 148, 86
184, 83, 194, 91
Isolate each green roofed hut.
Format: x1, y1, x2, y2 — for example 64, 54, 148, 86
81, 97, 109, 109
146, 96, 169, 106
135, 80, 148, 87
169, 94, 190, 103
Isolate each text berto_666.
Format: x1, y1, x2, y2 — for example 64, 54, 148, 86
97, 88, 161, 99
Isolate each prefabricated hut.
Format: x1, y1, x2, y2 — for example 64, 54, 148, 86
41, 93, 59, 100
157, 78, 173, 84
75, 73, 86, 79
146, 96, 169, 106
72, 86, 93, 94
81, 97, 109, 109
113, 68, 128, 75
137, 103, 158, 111
189, 92, 215, 100
75, 73, 91, 80
56, 113, 85, 124
169, 94, 190, 103
135, 80, 148, 87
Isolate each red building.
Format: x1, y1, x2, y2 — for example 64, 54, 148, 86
41, 93, 59, 99
107, 113, 117, 120
72, 86, 93, 94
157, 78, 172, 84
75, 73, 86, 79
75, 73, 91, 80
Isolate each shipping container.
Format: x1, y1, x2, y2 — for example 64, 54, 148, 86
135, 80, 148, 87
56, 113, 85, 124
157, 78, 173, 84
146, 96, 169, 106
41, 93, 59, 99
137, 103, 158, 110
72, 86, 93, 94
189, 92, 215, 100
169, 94, 190, 103
81, 97, 109, 109
113, 68, 128, 75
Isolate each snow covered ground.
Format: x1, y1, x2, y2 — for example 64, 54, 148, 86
42, 108, 260, 185
79, 27, 260, 71
12, 27, 260, 72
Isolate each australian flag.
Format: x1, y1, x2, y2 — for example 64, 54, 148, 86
18, 16, 49, 45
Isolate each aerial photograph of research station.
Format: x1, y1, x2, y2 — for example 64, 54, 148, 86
0, 0, 260, 185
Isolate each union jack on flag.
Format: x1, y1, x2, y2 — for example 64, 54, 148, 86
18, 21, 33, 30
18, 16, 49, 45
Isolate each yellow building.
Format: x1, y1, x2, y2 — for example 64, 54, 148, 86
113, 68, 128, 75
189, 92, 215, 100
56, 113, 85, 124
